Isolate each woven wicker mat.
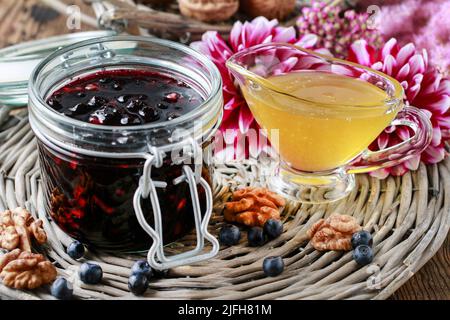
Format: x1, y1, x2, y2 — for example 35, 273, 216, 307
0, 105, 449, 300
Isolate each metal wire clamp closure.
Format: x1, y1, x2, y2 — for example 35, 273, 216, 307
133, 143, 219, 270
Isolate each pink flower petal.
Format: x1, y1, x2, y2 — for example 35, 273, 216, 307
230, 21, 243, 52
349, 40, 372, 66
396, 43, 416, 66
377, 131, 390, 149
371, 61, 383, 71
296, 34, 318, 48
369, 168, 390, 179
396, 126, 411, 140
422, 95, 450, 114
384, 125, 397, 134
408, 55, 425, 75
238, 105, 254, 133
396, 63, 410, 81
404, 155, 421, 171
391, 164, 409, 176
381, 38, 397, 60
421, 144, 445, 163
383, 55, 397, 75
273, 27, 297, 43
431, 125, 442, 146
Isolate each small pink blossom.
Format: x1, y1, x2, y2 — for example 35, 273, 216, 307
296, 0, 381, 58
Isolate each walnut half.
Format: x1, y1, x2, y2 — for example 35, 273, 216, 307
0, 249, 57, 290
307, 214, 361, 251
224, 187, 285, 227
0, 208, 47, 252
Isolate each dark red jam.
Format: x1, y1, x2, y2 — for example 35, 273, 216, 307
47, 70, 203, 126
39, 70, 210, 251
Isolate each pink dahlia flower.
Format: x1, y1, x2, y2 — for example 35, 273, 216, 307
191, 17, 320, 160
348, 39, 450, 178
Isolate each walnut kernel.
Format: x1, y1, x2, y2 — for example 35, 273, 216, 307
307, 214, 361, 251
224, 187, 285, 227
0, 249, 57, 290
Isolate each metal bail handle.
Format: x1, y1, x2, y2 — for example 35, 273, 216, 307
133, 145, 219, 271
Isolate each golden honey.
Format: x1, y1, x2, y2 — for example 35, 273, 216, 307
241, 71, 400, 172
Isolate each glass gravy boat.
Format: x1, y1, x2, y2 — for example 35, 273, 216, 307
226, 43, 432, 203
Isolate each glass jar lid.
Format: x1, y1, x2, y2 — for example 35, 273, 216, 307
0, 31, 115, 107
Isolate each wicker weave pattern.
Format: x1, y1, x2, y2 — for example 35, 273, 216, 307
0, 105, 449, 300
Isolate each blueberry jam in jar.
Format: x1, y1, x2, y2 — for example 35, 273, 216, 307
47, 70, 202, 126
41, 70, 207, 249
29, 37, 222, 262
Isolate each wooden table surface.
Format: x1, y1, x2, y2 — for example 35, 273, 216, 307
0, 0, 448, 300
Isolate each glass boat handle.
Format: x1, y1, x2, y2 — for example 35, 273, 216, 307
133, 144, 219, 271
347, 106, 433, 174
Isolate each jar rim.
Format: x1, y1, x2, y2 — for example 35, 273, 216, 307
28, 35, 222, 133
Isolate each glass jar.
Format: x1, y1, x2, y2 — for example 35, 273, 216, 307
28, 36, 222, 269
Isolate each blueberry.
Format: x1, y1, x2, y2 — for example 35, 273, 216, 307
79, 262, 103, 284
166, 111, 181, 121
131, 260, 153, 280
263, 219, 283, 239
67, 240, 85, 260
263, 256, 284, 277
116, 95, 129, 103
120, 116, 130, 125
219, 224, 241, 246
139, 106, 160, 122
51, 277, 73, 300
125, 99, 146, 112
130, 116, 142, 124
248, 227, 266, 247
47, 98, 62, 110
351, 230, 373, 249
89, 105, 119, 125
112, 81, 122, 90
0, 248, 8, 256
87, 96, 107, 108
353, 245, 374, 266
157, 103, 168, 109
67, 103, 89, 116
128, 273, 149, 296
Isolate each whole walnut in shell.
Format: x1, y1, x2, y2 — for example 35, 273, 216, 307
179, 0, 239, 22
240, 0, 296, 20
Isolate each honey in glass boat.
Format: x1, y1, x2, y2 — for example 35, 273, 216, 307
227, 43, 432, 203
241, 70, 400, 172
